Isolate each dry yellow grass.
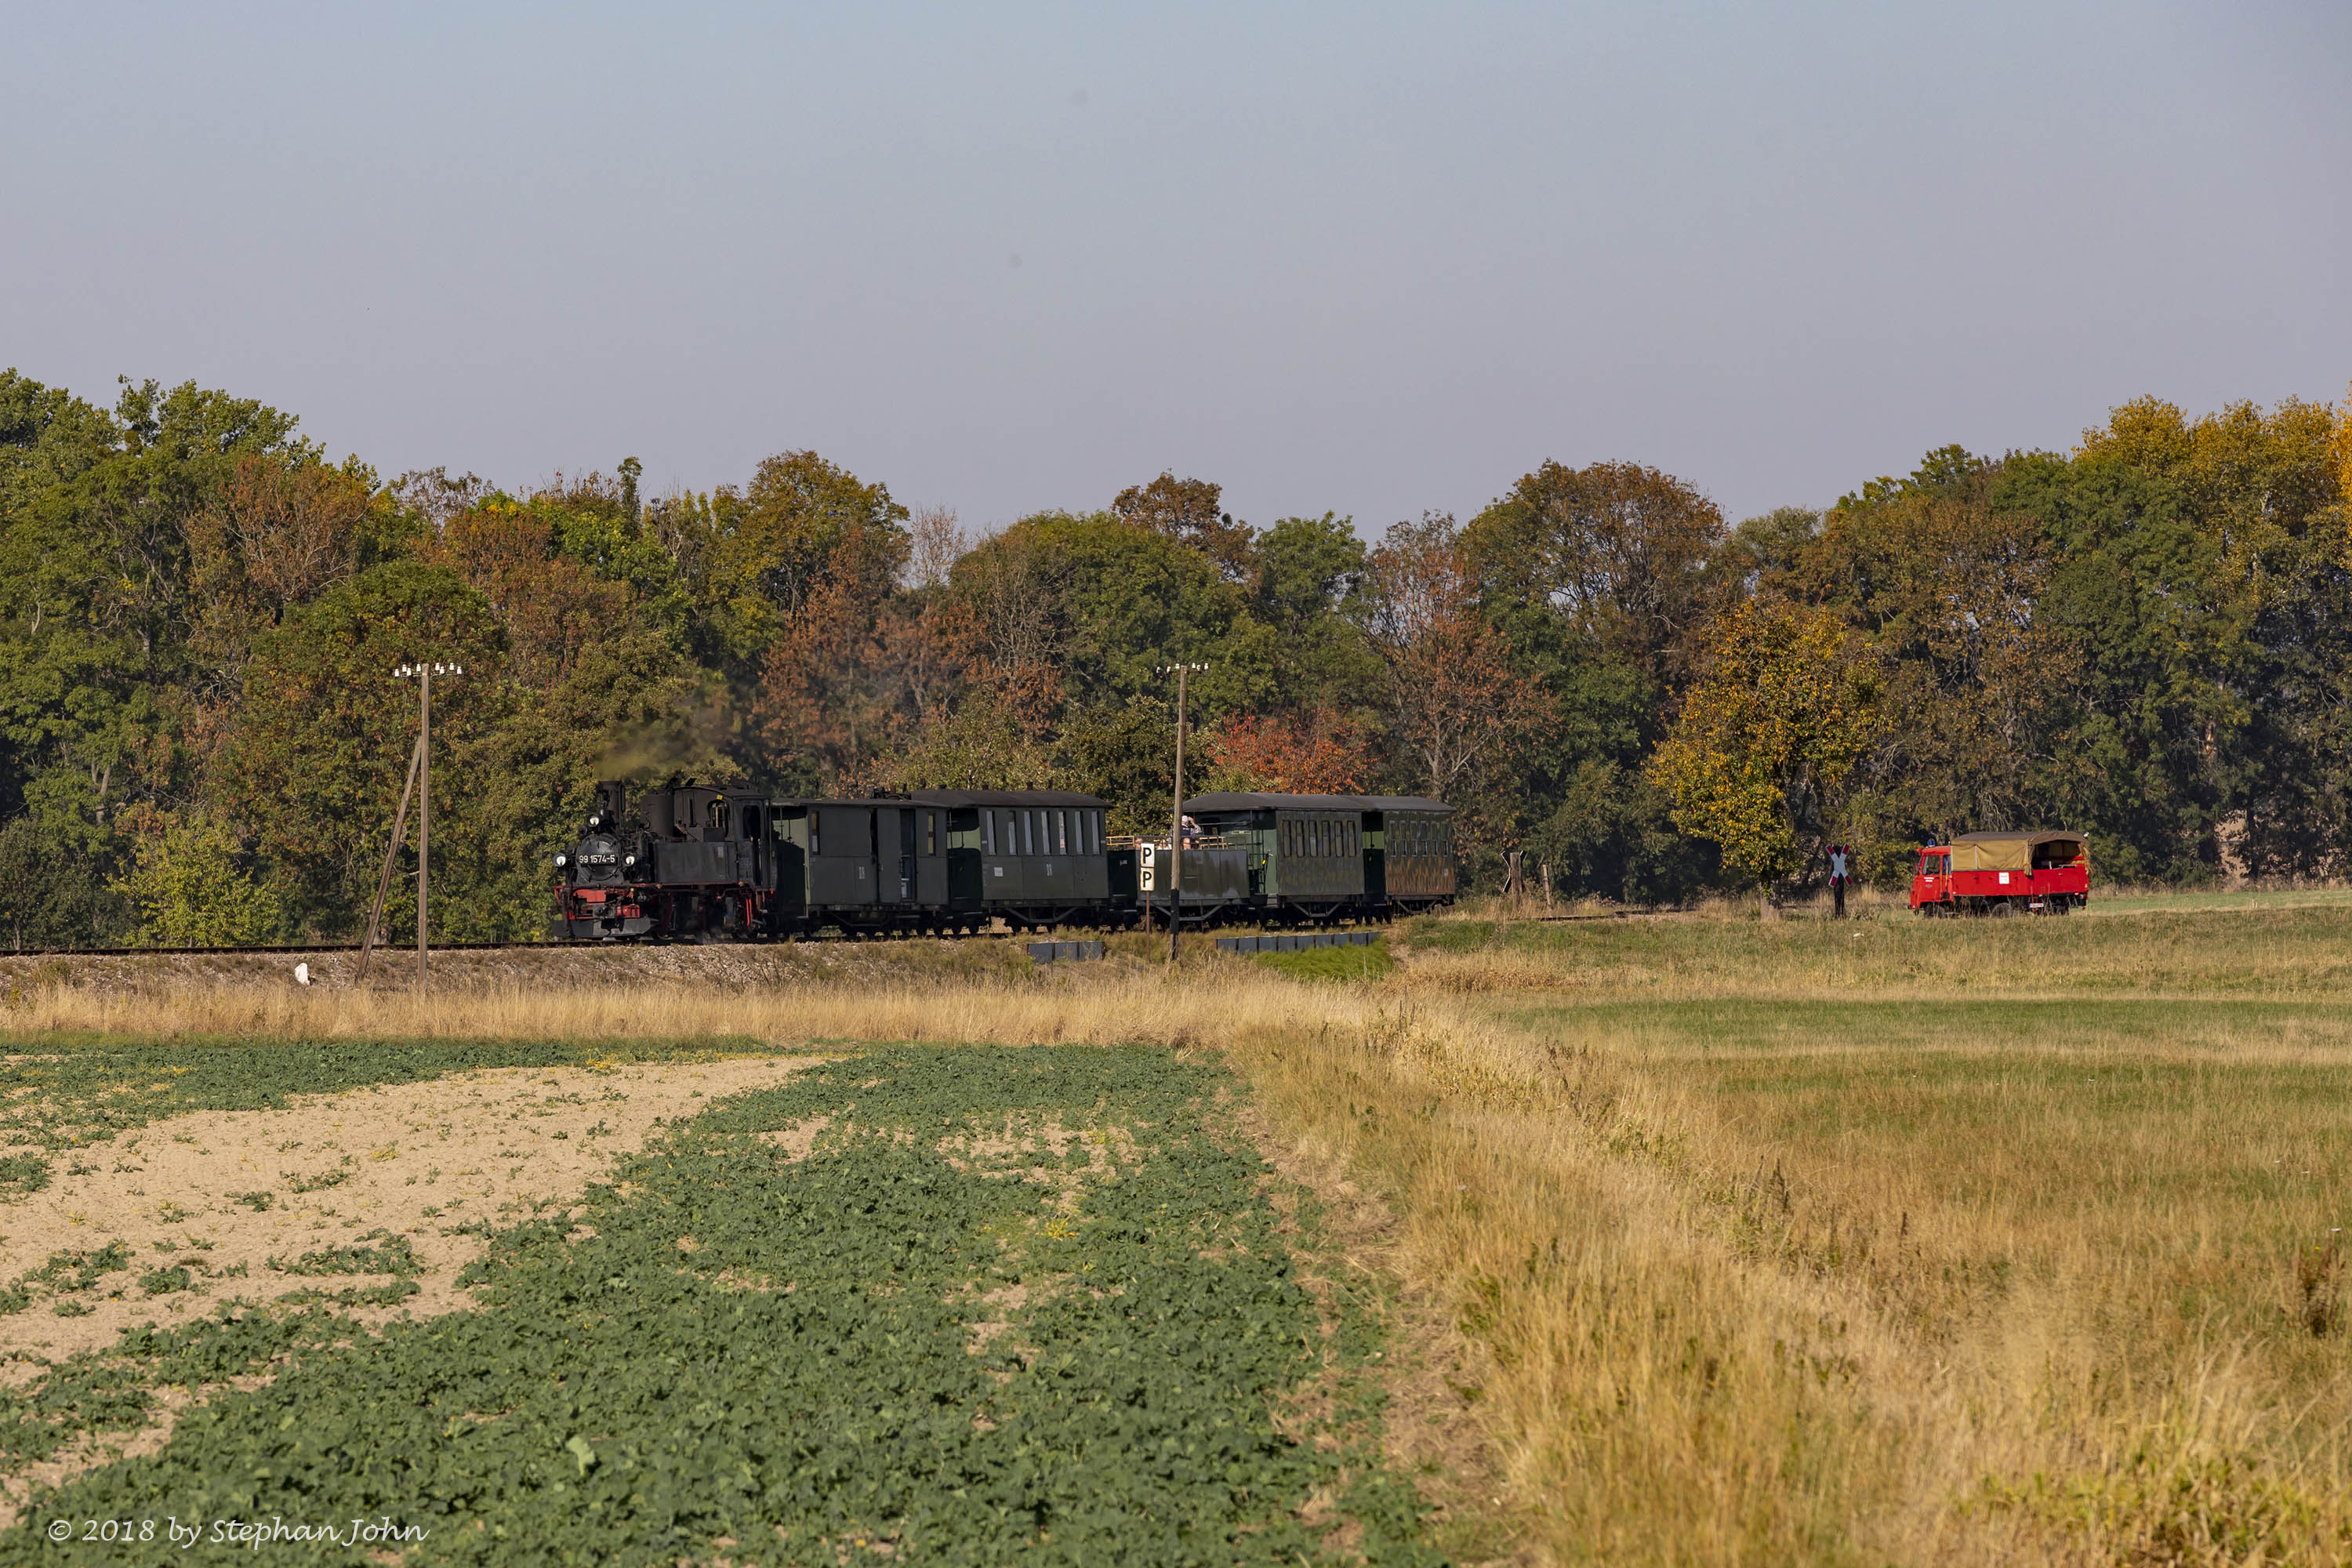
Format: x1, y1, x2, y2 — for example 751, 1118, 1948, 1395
5, 906, 2347, 1564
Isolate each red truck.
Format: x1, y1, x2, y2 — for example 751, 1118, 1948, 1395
1911, 830, 2089, 916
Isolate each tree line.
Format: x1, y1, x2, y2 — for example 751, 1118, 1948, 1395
2, 368, 2346, 944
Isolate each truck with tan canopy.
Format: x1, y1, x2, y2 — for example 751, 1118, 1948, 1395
1910, 830, 2089, 915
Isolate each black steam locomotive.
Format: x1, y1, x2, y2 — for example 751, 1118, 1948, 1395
550, 782, 1457, 941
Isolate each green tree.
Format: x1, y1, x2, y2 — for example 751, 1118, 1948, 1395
1803, 449, 2079, 862
949, 512, 1276, 720
0, 378, 314, 854
1994, 398, 2343, 880
0, 817, 130, 949
1461, 461, 1728, 898
1248, 515, 1381, 719
110, 814, 282, 946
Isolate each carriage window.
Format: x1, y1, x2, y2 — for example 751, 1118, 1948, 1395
1087, 811, 1099, 854
1021, 811, 1034, 856
810, 815, 822, 855
1054, 810, 1067, 855
983, 812, 996, 854
925, 811, 938, 855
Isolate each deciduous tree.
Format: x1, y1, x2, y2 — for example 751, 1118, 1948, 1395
1360, 514, 1549, 808
1646, 599, 1882, 895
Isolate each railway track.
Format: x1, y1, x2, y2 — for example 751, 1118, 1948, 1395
6, 939, 550, 959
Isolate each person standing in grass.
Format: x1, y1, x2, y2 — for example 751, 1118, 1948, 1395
1830, 843, 1849, 917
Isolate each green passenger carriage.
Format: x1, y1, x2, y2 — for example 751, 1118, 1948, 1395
553, 782, 1455, 941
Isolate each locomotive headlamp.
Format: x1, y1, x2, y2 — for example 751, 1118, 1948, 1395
623, 854, 637, 867
554, 853, 568, 868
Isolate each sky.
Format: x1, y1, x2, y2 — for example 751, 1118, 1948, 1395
6, 1, 2348, 534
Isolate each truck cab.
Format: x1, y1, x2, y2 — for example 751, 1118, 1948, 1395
1910, 845, 1953, 911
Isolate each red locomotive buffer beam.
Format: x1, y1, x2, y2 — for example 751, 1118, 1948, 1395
1910, 831, 2089, 917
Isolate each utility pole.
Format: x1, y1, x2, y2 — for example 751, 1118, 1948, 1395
391, 660, 463, 997
1158, 662, 1207, 966
357, 736, 424, 982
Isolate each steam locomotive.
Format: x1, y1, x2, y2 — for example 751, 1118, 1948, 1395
550, 782, 1457, 941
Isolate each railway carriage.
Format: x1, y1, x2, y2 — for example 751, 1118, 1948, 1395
1177, 793, 1457, 922
552, 781, 1456, 942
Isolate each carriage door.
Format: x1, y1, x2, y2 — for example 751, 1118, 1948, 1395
873, 808, 906, 904
898, 808, 917, 901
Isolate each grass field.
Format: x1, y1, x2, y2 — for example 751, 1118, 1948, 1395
1, 898, 2347, 1564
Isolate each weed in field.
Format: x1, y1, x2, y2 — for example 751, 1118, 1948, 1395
0, 1153, 49, 1200
134, 1268, 192, 1298
265, 1232, 419, 1279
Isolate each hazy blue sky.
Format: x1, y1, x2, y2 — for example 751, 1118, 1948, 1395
7, 2, 2347, 532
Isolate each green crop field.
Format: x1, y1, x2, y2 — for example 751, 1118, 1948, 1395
0, 1043, 1439, 1566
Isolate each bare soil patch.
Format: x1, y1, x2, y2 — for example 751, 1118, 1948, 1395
0, 1054, 815, 1373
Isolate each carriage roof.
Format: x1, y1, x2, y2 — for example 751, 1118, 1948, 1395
1182, 793, 1450, 814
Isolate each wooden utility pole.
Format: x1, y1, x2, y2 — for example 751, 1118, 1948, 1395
417, 661, 430, 996
1159, 661, 1207, 967
357, 736, 425, 981
390, 660, 461, 998
1169, 664, 1189, 966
